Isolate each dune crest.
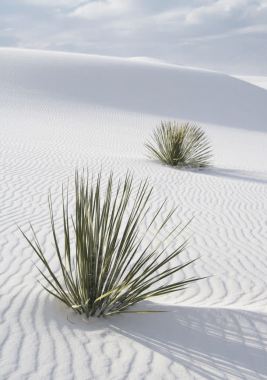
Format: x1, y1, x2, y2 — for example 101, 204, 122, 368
1, 48, 267, 131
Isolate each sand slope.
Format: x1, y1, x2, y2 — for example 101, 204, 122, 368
0, 48, 267, 379
1, 48, 267, 131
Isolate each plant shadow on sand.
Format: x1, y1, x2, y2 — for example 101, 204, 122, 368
44, 299, 267, 379
146, 159, 267, 185
196, 167, 267, 185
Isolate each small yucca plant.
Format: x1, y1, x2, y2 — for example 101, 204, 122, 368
146, 121, 212, 168
21, 171, 200, 317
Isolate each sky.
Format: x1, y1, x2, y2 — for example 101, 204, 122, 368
0, 0, 266, 74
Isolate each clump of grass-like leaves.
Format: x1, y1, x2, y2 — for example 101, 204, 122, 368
146, 121, 212, 168
21, 171, 200, 317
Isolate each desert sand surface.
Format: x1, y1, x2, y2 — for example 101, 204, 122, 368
235, 76, 267, 91
0, 48, 267, 379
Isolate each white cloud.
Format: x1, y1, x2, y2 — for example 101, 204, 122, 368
72, 0, 133, 19
185, 0, 243, 24
21, 0, 82, 7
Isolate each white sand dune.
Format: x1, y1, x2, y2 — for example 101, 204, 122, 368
0, 48, 267, 379
235, 76, 267, 91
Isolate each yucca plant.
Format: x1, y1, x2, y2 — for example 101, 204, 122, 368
146, 121, 212, 168
21, 171, 200, 317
